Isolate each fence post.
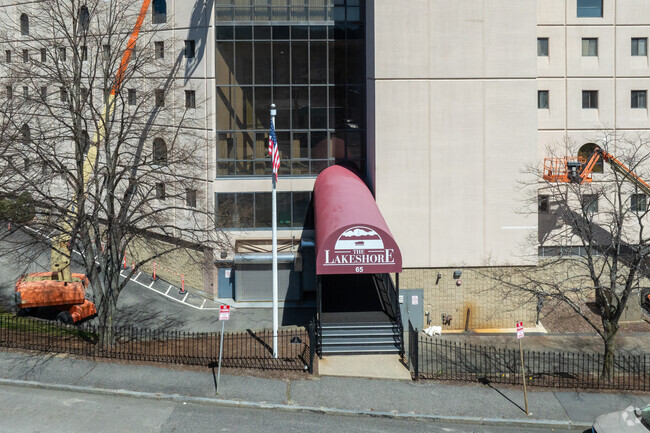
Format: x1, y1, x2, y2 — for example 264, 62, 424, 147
308, 320, 315, 374
412, 324, 419, 381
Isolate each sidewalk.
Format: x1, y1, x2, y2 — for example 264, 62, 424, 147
0, 350, 647, 430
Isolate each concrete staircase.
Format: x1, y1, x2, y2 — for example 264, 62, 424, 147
320, 320, 402, 355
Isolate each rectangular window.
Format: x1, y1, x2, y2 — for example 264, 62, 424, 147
6, 86, 12, 100
632, 90, 647, 109
539, 195, 550, 213
185, 90, 195, 108
632, 194, 647, 212
22, 49, 28, 63
582, 90, 598, 109
216, 191, 312, 229
81, 45, 87, 61
4, 50, 10, 63
155, 183, 165, 200
80, 87, 89, 103
155, 89, 165, 107
128, 88, 136, 105
60, 87, 67, 103
582, 194, 599, 214
537, 38, 549, 57
582, 38, 598, 56
577, 0, 603, 18
22, 86, 28, 99
632, 38, 648, 56
40, 86, 47, 101
538, 90, 549, 109
186, 189, 197, 208
154, 41, 164, 59
103, 45, 111, 61
58, 47, 66, 61
184, 40, 195, 58
40, 48, 46, 62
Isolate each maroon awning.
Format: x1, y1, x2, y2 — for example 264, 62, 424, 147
313, 165, 402, 275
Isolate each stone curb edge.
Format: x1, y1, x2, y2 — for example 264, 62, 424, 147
0, 378, 593, 430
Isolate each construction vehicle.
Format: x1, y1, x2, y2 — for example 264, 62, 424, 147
543, 146, 650, 196
14, 0, 153, 324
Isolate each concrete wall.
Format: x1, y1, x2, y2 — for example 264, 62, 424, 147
369, 0, 538, 268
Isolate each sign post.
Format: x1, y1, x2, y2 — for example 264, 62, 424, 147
216, 305, 230, 395
516, 321, 530, 416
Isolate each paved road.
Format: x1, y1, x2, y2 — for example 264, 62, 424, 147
0, 384, 568, 433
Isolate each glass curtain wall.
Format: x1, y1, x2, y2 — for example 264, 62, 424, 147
215, 0, 365, 178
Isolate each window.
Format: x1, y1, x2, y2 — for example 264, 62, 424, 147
40, 86, 47, 101
582, 38, 598, 56
78, 6, 90, 32
185, 90, 195, 109
579, 143, 603, 173
632, 38, 648, 56
537, 38, 549, 57
216, 191, 311, 229
152, 138, 167, 165
155, 89, 165, 107
81, 45, 87, 61
58, 47, 66, 61
4, 50, 10, 63
22, 49, 28, 63
20, 124, 30, 145
155, 183, 165, 200
577, 0, 602, 18
632, 90, 647, 109
538, 195, 550, 213
20, 13, 28, 36
632, 194, 647, 212
186, 189, 197, 208
128, 88, 136, 105
582, 194, 599, 214
22, 86, 28, 99
538, 90, 549, 109
103, 45, 110, 62
184, 40, 195, 59
152, 0, 166, 24
60, 87, 67, 103
6, 86, 12, 100
40, 48, 46, 62
81, 87, 89, 103
582, 90, 598, 109
154, 41, 164, 59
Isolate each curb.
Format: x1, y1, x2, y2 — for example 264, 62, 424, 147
0, 378, 592, 430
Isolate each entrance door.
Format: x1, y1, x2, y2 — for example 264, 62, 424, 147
399, 288, 424, 330
217, 267, 234, 299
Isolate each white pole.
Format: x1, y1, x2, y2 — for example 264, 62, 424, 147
271, 104, 279, 359
216, 319, 225, 394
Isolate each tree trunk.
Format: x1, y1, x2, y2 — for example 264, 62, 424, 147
97, 271, 120, 347
601, 323, 617, 381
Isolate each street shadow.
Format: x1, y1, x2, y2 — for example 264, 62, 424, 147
477, 377, 528, 415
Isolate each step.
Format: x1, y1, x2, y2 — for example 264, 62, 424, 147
321, 328, 397, 338
321, 337, 399, 346
321, 322, 400, 330
321, 345, 400, 354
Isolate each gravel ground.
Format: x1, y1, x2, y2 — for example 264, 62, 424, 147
539, 298, 650, 333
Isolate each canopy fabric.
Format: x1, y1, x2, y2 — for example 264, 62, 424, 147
313, 165, 402, 275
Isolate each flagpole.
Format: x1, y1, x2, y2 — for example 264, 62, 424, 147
270, 104, 279, 359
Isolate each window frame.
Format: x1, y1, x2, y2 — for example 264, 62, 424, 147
185, 90, 196, 109
154, 89, 165, 108
631, 193, 647, 212
20, 13, 29, 36
184, 40, 196, 59
537, 37, 549, 57
127, 88, 137, 106
582, 38, 598, 57
538, 195, 550, 214
631, 90, 647, 109
582, 90, 598, 109
538, 90, 549, 109
582, 194, 599, 214
154, 41, 164, 59
632, 37, 648, 57
155, 183, 166, 200
152, 0, 167, 24
186, 189, 197, 208
577, 0, 603, 18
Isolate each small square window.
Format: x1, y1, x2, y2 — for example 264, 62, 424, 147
155, 183, 166, 200
582, 90, 598, 109
22, 49, 28, 63
538, 90, 549, 109
4, 50, 11, 63
539, 195, 550, 213
582, 194, 599, 214
22, 86, 28, 99
40, 48, 46, 62
154, 41, 164, 59
81, 45, 87, 61
632, 194, 647, 212
155, 89, 165, 107
632, 38, 647, 56
185, 90, 195, 108
186, 189, 197, 208
537, 38, 549, 57
128, 88, 136, 105
582, 38, 598, 56
632, 90, 647, 109
6, 86, 12, 100
577, 0, 602, 18
184, 40, 195, 59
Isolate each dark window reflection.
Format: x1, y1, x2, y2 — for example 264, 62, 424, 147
215, 191, 312, 229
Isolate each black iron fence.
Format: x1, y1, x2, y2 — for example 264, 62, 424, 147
407, 322, 649, 391
0, 315, 316, 372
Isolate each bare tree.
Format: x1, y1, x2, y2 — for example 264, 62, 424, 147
0, 0, 222, 340
487, 130, 650, 380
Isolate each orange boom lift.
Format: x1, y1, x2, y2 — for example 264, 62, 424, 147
14, 0, 153, 324
543, 146, 650, 196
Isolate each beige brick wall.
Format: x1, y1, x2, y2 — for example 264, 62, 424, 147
400, 267, 537, 330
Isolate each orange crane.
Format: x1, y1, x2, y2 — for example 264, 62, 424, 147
14, 0, 153, 324
543, 146, 650, 196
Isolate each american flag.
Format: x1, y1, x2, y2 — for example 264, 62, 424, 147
269, 120, 280, 181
